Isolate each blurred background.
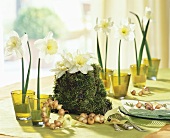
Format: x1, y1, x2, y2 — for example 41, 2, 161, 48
0, 0, 169, 87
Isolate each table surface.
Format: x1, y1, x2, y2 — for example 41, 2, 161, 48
0, 68, 170, 138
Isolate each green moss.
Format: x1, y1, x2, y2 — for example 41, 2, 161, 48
53, 64, 112, 114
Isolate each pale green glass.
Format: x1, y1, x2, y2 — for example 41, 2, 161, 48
28, 94, 50, 126
130, 64, 148, 88
143, 58, 160, 80
109, 73, 131, 99
11, 90, 35, 120
100, 69, 114, 93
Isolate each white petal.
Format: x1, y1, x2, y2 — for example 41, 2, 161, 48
69, 66, 78, 74
45, 32, 53, 40
9, 31, 19, 37
80, 65, 93, 74
39, 51, 46, 59
44, 54, 55, 63
15, 48, 23, 58
130, 24, 135, 31
96, 17, 98, 24
79, 66, 88, 74
21, 34, 28, 44
57, 71, 66, 79
94, 25, 100, 32
4, 48, 13, 57
34, 39, 46, 50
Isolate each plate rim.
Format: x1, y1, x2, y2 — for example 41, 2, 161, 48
119, 106, 170, 120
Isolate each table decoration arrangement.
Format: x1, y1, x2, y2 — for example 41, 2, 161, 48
129, 8, 150, 87
28, 32, 58, 126
40, 98, 108, 130
94, 18, 114, 93
111, 18, 134, 98
51, 51, 112, 115
5, 31, 34, 120
3, 7, 169, 137
4, 30, 113, 128
130, 7, 161, 80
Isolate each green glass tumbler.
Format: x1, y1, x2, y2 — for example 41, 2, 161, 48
28, 94, 50, 126
11, 90, 35, 120
143, 58, 160, 80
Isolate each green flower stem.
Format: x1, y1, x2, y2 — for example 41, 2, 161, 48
105, 35, 108, 73
24, 41, 31, 93
118, 40, 121, 85
130, 12, 143, 32
145, 39, 152, 66
130, 11, 152, 66
104, 35, 108, 80
97, 33, 103, 71
138, 20, 150, 68
134, 39, 140, 75
21, 57, 25, 103
37, 58, 40, 110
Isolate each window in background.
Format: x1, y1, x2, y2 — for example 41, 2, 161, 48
0, 0, 94, 87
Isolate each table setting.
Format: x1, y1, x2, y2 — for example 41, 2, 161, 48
1, 6, 170, 138
0, 68, 170, 138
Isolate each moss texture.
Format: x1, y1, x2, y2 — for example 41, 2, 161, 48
53, 64, 112, 115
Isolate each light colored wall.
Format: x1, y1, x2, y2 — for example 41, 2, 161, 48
101, 0, 170, 69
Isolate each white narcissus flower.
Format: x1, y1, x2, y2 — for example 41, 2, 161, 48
94, 17, 114, 35
145, 7, 152, 20
143, 7, 152, 26
34, 32, 58, 63
69, 53, 93, 74
114, 19, 135, 41
5, 31, 28, 58
61, 51, 74, 68
51, 61, 68, 79
51, 52, 94, 79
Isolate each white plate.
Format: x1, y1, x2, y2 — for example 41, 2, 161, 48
121, 99, 170, 112
119, 99, 170, 120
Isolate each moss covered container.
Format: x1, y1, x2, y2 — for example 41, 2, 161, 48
53, 64, 112, 115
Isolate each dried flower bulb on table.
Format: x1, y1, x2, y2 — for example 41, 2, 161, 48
41, 99, 67, 129
130, 87, 151, 96
88, 117, 95, 125
82, 118, 88, 124
155, 104, 163, 109
145, 102, 154, 110
138, 90, 143, 96
136, 101, 143, 108
88, 113, 95, 118
56, 104, 63, 110
131, 90, 136, 95
99, 115, 105, 123
94, 114, 100, 123
58, 109, 65, 116
76, 113, 105, 125
52, 100, 59, 109
41, 99, 107, 129
80, 113, 88, 118
54, 120, 62, 127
